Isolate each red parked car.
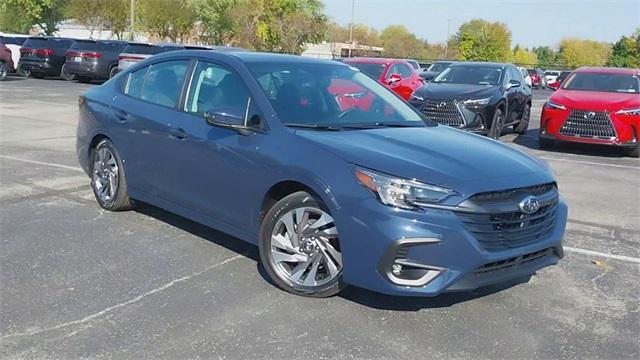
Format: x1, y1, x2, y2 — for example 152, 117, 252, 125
539, 67, 640, 157
0, 40, 15, 81
342, 58, 423, 100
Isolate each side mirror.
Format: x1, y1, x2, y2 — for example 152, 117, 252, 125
204, 110, 257, 135
387, 73, 402, 85
506, 80, 521, 89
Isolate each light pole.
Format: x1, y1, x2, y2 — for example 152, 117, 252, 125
130, 0, 135, 41
348, 0, 355, 58
444, 18, 452, 59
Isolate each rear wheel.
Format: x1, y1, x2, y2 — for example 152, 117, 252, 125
18, 65, 30, 77
488, 107, 505, 140
0, 62, 6, 81
108, 66, 118, 79
514, 104, 530, 134
259, 191, 344, 297
90, 139, 133, 211
60, 64, 75, 81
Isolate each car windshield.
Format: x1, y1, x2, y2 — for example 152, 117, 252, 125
562, 73, 639, 93
429, 63, 451, 73
433, 66, 503, 86
70, 41, 125, 52
345, 62, 386, 80
248, 62, 428, 129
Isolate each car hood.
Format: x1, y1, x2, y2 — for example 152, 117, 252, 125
414, 83, 499, 100
551, 90, 640, 111
295, 126, 553, 197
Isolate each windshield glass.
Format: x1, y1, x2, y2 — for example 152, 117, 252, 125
344, 62, 386, 80
428, 62, 451, 73
433, 66, 503, 86
562, 73, 639, 93
248, 62, 427, 128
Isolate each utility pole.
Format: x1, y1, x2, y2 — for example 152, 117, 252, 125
130, 0, 135, 41
348, 0, 355, 58
444, 18, 452, 59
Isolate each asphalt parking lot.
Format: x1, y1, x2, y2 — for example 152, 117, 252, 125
1, 77, 639, 359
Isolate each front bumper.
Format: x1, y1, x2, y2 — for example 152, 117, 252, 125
338, 196, 567, 297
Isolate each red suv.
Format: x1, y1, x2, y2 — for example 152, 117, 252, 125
539, 67, 640, 157
342, 58, 423, 100
0, 40, 15, 81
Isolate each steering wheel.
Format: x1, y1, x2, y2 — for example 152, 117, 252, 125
338, 108, 360, 119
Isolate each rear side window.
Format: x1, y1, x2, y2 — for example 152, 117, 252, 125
184, 61, 251, 117
124, 60, 190, 108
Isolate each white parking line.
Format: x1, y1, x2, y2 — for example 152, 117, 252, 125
564, 246, 640, 264
0, 155, 84, 172
539, 156, 640, 170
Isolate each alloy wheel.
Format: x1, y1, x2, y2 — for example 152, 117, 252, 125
92, 147, 119, 204
269, 207, 342, 287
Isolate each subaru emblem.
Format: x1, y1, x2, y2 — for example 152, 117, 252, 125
518, 195, 540, 214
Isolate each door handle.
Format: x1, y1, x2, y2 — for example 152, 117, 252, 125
170, 127, 188, 140
113, 109, 129, 122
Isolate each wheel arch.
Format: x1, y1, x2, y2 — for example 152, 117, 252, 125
88, 134, 111, 160
259, 180, 331, 225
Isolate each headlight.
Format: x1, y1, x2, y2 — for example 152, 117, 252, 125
410, 93, 424, 102
616, 108, 640, 116
463, 98, 491, 106
545, 101, 566, 110
355, 168, 456, 209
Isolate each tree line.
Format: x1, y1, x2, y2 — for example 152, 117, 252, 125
1, 1, 638, 69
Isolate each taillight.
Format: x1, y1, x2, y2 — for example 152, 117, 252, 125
34, 48, 54, 57
119, 55, 144, 61
83, 52, 103, 58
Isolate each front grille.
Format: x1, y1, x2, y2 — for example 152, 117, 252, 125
470, 183, 556, 202
475, 248, 553, 274
457, 200, 558, 251
421, 99, 465, 126
560, 110, 616, 139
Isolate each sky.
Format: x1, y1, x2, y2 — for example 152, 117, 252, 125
322, 0, 640, 48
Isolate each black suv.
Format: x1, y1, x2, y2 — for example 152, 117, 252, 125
409, 62, 532, 139
64, 39, 129, 82
18, 37, 76, 79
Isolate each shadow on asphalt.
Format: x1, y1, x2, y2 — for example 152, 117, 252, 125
513, 129, 631, 158
132, 201, 528, 310
3, 75, 27, 82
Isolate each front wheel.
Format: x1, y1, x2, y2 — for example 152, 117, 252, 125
488, 108, 505, 140
0, 62, 6, 81
514, 104, 530, 134
90, 139, 133, 211
259, 191, 344, 297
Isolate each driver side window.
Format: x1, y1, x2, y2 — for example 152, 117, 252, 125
185, 61, 254, 122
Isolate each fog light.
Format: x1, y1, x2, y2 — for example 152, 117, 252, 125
391, 263, 403, 276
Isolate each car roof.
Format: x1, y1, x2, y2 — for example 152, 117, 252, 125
343, 57, 399, 65
74, 39, 128, 43
450, 62, 508, 68
149, 50, 347, 67
574, 67, 639, 75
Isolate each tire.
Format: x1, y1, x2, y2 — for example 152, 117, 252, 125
514, 104, 530, 135
539, 136, 555, 150
108, 66, 118, 79
0, 62, 6, 81
60, 64, 75, 81
90, 139, 133, 211
18, 65, 30, 77
627, 145, 639, 158
488, 107, 505, 140
77, 76, 92, 84
259, 191, 344, 297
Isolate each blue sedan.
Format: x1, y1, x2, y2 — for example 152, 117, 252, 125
76, 50, 567, 297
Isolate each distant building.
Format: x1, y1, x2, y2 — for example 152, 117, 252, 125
302, 42, 383, 59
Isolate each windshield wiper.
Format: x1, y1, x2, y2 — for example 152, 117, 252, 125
286, 123, 342, 131
340, 122, 424, 129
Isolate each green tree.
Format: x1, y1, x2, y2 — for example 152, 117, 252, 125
138, 0, 197, 42
0, 1, 34, 33
454, 19, 512, 62
559, 38, 611, 68
513, 46, 538, 67
326, 22, 380, 47
379, 25, 423, 58
192, 0, 237, 45
607, 31, 640, 68
533, 46, 560, 69
67, 0, 103, 38
102, 0, 129, 40
3, 0, 68, 35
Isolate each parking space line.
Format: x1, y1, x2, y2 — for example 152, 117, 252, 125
539, 156, 640, 170
564, 246, 640, 264
0, 155, 84, 172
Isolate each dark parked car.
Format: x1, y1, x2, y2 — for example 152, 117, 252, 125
528, 68, 545, 89
18, 37, 76, 78
64, 39, 129, 82
419, 60, 454, 82
0, 40, 15, 80
117, 43, 209, 73
77, 51, 566, 298
409, 62, 532, 139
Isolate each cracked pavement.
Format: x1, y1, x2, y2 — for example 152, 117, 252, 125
0, 77, 638, 359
